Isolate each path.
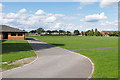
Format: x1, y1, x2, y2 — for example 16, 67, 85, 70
2, 37, 93, 78
70, 47, 120, 51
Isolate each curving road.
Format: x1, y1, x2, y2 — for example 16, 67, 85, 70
2, 37, 93, 78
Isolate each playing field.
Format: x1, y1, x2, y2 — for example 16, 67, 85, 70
31, 36, 118, 78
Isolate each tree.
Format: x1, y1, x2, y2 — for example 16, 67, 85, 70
91, 29, 94, 36
113, 31, 117, 36
46, 30, 52, 35
36, 28, 45, 34
52, 30, 58, 33
66, 31, 71, 35
85, 30, 91, 36
98, 31, 102, 36
108, 33, 113, 36
118, 32, 120, 37
94, 28, 98, 36
74, 30, 80, 35
29, 30, 37, 33
59, 30, 65, 35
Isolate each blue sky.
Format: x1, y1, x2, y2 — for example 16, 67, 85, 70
0, 2, 118, 32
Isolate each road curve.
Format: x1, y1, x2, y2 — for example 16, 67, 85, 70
2, 37, 93, 78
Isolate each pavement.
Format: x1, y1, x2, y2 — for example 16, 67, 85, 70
70, 47, 120, 51
2, 37, 93, 78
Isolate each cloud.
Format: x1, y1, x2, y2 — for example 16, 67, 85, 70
81, 12, 107, 22
1, 8, 78, 31
18, 8, 27, 13
100, 0, 119, 8
100, 20, 118, 26
45, 16, 56, 23
76, 0, 119, 9
35, 9, 46, 15
52, 23, 81, 31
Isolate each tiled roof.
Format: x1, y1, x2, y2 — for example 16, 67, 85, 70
0, 25, 27, 33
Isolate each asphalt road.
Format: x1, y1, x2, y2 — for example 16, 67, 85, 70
2, 37, 93, 78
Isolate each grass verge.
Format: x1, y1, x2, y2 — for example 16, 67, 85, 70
75, 49, 118, 78
1, 40, 36, 71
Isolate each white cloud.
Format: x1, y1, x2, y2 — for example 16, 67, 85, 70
76, 0, 119, 9
1, 8, 77, 31
100, 20, 118, 26
54, 14, 64, 17
100, 0, 119, 8
6, 13, 19, 19
18, 8, 27, 13
54, 23, 62, 29
35, 9, 46, 15
82, 12, 107, 22
45, 16, 56, 23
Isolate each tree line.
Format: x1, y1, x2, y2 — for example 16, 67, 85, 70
29, 27, 120, 37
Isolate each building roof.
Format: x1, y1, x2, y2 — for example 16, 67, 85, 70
101, 31, 120, 32
0, 25, 27, 33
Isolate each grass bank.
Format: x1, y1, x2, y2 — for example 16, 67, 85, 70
1, 40, 36, 71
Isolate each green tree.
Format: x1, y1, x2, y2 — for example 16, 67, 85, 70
113, 31, 117, 36
46, 30, 52, 35
118, 32, 120, 37
52, 30, 58, 33
94, 28, 98, 36
91, 29, 94, 36
36, 28, 45, 34
29, 30, 37, 33
67, 31, 71, 35
85, 30, 91, 36
59, 30, 66, 35
74, 30, 80, 35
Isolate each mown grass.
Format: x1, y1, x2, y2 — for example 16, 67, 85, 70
31, 36, 118, 49
30, 36, 118, 78
1, 40, 36, 70
75, 49, 118, 78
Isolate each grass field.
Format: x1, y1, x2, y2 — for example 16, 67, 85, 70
76, 49, 118, 78
1, 40, 36, 70
30, 36, 118, 78
31, 36, 118, 49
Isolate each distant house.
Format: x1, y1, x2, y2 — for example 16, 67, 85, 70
100, 31, 120, 36
0, 25, 27, 40
28, 33, 39, 36
81, 32, 86, 36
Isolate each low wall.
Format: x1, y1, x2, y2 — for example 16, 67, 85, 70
8, 33, 25, 40
0, 33, 2, 40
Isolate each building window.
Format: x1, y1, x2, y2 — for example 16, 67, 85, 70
105, 32, 107, 34
18, 33, 23, 36
11, 33, 16, 36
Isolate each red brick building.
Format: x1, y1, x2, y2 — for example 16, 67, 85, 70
100, 31, 120, 35
0, 25, 27, 40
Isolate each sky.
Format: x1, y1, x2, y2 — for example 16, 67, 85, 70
0, 1, 119, 32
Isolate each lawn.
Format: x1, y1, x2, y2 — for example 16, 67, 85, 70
31, 36, 118, 49
75, 49, 118, 78
30, 36, 118, 78
1, 40, 36, 70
